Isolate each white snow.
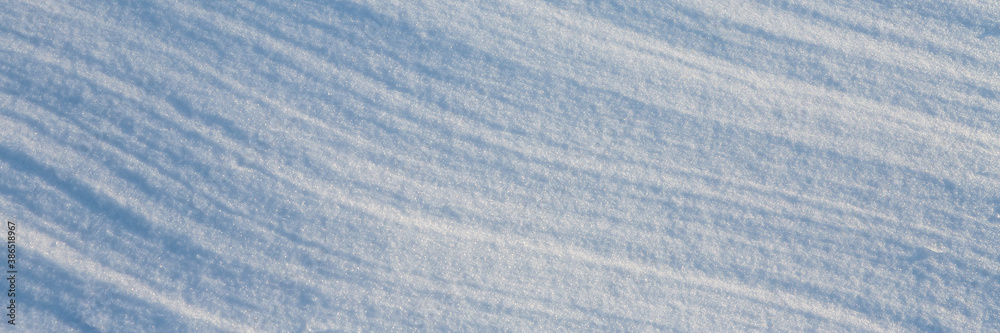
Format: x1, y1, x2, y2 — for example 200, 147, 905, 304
2, 0, 999, 331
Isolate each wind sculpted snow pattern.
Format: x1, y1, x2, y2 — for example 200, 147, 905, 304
2, 0, 1000, 331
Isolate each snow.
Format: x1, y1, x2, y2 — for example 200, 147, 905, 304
2, 0, 999, 331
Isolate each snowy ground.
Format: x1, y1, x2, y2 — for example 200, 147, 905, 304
2, 0, 1000, 331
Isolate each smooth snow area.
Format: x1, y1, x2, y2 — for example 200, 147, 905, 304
2, 0, 1000, 331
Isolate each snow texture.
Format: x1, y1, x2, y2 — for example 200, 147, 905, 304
2, 0, 1000, 331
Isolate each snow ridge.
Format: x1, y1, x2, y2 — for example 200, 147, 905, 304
2, 0, 999, 331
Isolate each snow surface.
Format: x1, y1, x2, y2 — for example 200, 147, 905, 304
2, 0, 1000, 331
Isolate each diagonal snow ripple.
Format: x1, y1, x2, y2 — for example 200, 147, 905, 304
1, 0, 999, 331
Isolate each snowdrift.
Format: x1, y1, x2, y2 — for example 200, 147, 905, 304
2, 0, 999, 331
